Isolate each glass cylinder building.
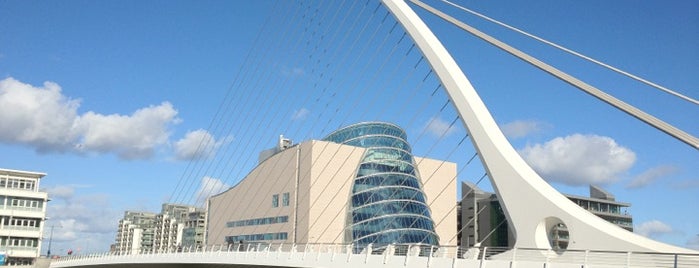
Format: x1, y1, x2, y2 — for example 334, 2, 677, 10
323, 122, 439, 248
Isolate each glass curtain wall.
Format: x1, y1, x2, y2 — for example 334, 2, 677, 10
323, 122, 439, 250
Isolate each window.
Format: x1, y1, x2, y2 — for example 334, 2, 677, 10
272, 194, 279, 208
226, 216, 289, 228
225, 232, 288, 242
282, 192, 290, 206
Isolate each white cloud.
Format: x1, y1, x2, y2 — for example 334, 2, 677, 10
74, 102, 178, 159
500, 120, 550, 139
46, 185, 76, 199
519, 134, 635, 185
0, 77, 81, 151
174, 129, 224, 160
43, 186, 121, 254
0, 77, 180, 159
626, 165, 677, 189
194, 176, 230, 205
635, 220, 673, 238
424, 117, 457, 138
291, 108, 310, 121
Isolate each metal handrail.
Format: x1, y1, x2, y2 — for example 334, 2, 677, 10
51, 242, 699, 268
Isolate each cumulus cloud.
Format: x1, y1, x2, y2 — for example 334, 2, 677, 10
194, 176, 230, 205
44, 186, 121, 253
500, 120, 550, 139
74, 102, 178, 159
635, 220, 673, 238
0, 77, 180, 159
0, 77, 80, 151
291, 108, 310, 121
424, 117, 457, 138
174, 129, 226, 160
626, 165, 677, 189
519, 134, 635, 185
46, 185, 76, 199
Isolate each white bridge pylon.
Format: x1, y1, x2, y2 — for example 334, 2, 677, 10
382, 0, 696, 253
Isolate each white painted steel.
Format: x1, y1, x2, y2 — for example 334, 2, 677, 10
50, 243, 699, 268
381, 0, 698, 253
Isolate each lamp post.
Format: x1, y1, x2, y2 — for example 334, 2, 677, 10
47, 224, 55, 257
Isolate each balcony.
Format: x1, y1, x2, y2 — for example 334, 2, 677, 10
0, 246, 39, 258
0, 227, 41, 238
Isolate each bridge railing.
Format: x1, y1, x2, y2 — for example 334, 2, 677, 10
51, 242, 699, 268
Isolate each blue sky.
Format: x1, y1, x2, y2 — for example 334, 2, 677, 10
0, 0, 697, 254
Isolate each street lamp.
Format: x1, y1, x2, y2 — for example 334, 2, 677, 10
47, 225, 55, 256
46, 223, 62, 257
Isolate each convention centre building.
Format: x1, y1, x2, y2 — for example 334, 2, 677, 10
207, 122, 457, 250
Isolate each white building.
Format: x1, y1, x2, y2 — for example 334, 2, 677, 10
0, 168, 49, 266
153, 204, 201, 252
113, 204, 205, 254
113, 211, 156, 255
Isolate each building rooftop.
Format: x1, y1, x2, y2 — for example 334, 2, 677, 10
0, 168, 47, 178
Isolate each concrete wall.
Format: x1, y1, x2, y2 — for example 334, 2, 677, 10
298, 141, 366, 244
207, 143, 300, 245
414, 157, 457, 246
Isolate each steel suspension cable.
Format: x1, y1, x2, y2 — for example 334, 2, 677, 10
410, 0, 699, 149
439, 0, 698, 106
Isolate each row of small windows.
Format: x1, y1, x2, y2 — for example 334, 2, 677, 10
0, 178, 36, 191
0, 236, 39, 248
0, 196, 44, 209
226, 216, 289, 228
225, 232, 288, 243
272, 192, 290, 208
0, 217, 41, 228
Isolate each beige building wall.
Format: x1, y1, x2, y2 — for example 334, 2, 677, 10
207, 143, 300, 245
415, 157, 458, 246
298, 141, 365, 244
207, 140, 456, 247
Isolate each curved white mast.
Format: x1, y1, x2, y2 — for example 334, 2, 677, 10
382, 0, 696, 253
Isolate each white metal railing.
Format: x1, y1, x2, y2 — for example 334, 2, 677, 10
50, 242, 699, 268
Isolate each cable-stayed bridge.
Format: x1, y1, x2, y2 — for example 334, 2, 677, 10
50, 0, 697, 267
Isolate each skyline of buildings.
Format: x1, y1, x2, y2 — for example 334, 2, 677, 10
0, 130, 642, 264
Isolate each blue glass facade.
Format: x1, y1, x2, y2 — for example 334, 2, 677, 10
323, 122, 439, 248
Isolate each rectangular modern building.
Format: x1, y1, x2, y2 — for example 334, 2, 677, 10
0, 168, 49, 266
113, 211, 156, 255
459, 182, 634, 249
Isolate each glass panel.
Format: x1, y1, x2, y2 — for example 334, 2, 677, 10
272, 194, 279, 208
